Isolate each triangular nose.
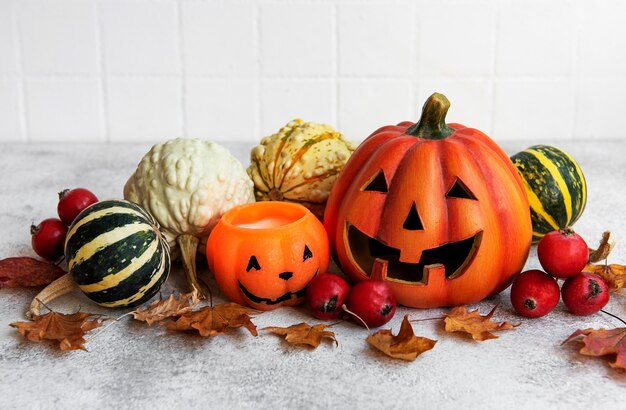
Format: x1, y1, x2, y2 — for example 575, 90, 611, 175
279, 271, 293, 281
403, 202, 424, 230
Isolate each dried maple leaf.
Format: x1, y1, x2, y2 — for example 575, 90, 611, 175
163, 303, 258, 336
10, 311, 104, 351
262, 323, 338, 348
588, 231, 615, 263
132, 290, 200, 325
367, 315, 436, 361
563, 327, 626, 370
0, 257, 66, 288
583, 262, 626, 291
443, 305, 518, 341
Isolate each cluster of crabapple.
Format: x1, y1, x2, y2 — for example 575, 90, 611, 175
305, 274, 396, 328
30, 188, 98, 261
510, 228, 609, 318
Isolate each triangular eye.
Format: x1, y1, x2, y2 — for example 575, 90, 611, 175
361, 170, 388, 193
246, 255, 261, 272
446, 178, 477, 200
303, 245, 313, 261
403, 202, 424, 230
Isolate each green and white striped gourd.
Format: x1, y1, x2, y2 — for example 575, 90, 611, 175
511, 145, 587, 243
65, 199, 171, 308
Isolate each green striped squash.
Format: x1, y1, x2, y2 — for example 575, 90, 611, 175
65, 199, 171, 308
511, 145, 587, 243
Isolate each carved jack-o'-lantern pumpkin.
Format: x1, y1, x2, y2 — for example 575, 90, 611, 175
324, 93, 532, 308
206, 201, 329, 310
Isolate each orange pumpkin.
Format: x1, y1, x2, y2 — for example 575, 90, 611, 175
206, 201, 329, 310
324, 93, 532, 308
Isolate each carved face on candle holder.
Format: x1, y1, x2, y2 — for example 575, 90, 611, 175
206, 202, 330, 310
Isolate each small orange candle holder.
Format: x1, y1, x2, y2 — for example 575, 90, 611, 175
206, 201, 329, 310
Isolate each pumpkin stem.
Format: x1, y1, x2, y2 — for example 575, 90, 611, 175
268, 188, 284, 201
177, 234, 210, 300
406, 92, 455, 140
28, 273, 76, 318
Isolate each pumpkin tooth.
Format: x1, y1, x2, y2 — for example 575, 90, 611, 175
371, 258, 388, 281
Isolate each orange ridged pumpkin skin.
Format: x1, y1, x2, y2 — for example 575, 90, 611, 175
207, 202, 329, 311
323, 93, 532, 308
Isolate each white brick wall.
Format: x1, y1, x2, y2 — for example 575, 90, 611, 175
1, 0, 625, 143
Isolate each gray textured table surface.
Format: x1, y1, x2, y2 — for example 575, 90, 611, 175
1, 140, 625, 409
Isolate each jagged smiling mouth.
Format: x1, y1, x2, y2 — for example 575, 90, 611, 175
238, 269, 319, 305
347, 223, 482, 284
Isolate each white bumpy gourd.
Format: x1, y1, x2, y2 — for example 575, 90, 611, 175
124, 138, 254, 297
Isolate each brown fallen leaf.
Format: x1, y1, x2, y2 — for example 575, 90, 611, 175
132, 290, 200, 325
262, 323, 338, 348
583, 262, 626, 291
163, 303, 258, 336
10, 310, 104, 351
563, 327, 626, 371
444, 305, 518, 341
0, 257, 66, 288
588, 231, 616, 263
367, 315, 436, 361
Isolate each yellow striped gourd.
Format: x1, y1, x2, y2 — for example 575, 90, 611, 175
248, 119, 354, 220
511, 145, 587, 243
65, 199, 170, 308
